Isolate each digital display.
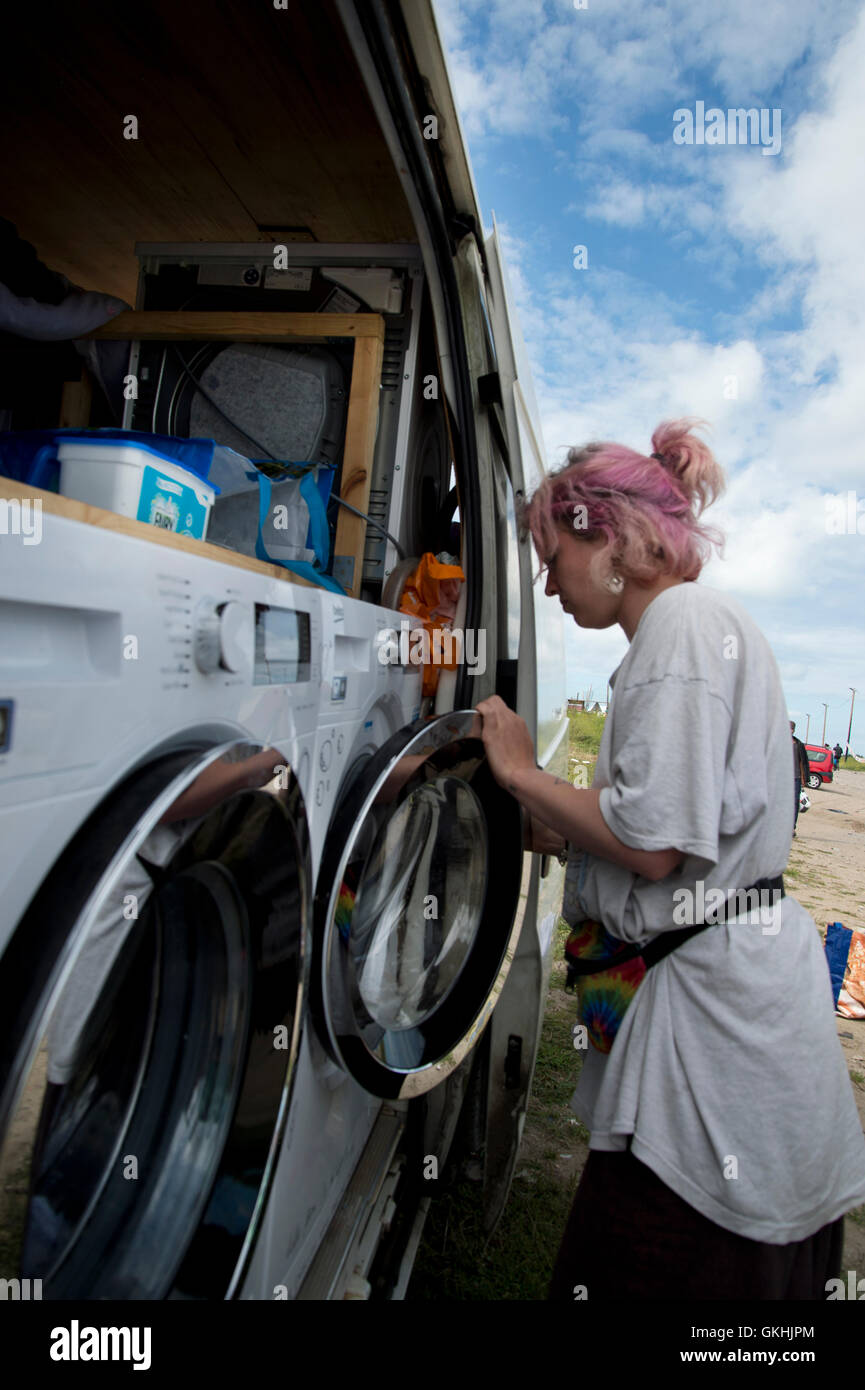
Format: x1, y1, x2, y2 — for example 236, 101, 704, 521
253, 606, 311, 685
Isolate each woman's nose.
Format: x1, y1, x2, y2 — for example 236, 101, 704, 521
545, 570, 558, 597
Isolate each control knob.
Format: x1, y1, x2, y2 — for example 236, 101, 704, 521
193, 599, 253, 674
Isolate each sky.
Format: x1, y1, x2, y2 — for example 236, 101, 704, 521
436, 0, 864, 751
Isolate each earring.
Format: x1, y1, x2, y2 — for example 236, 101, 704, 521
605, 573, 624, 594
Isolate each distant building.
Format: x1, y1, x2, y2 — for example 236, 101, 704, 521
568, 697, 607, 715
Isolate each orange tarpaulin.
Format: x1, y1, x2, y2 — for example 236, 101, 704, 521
838, 930, 865, 1019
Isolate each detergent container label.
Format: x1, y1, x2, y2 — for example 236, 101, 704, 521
137, 465, 209, 537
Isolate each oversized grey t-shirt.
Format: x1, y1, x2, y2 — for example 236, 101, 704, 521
564, 580, 865, 1244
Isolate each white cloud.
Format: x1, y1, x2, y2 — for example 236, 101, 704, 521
437, 0, 862, 139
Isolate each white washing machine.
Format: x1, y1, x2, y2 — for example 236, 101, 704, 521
0, 512, 528, 1300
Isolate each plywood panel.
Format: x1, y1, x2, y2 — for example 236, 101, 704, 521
333, 336, 385, 597
59, 370, 94, 429
3, 0, 416, 303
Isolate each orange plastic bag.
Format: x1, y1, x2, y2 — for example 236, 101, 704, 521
398, 552, 464, 697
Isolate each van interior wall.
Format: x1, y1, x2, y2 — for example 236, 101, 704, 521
3, 0, 416, 302
2, 1, 465, 608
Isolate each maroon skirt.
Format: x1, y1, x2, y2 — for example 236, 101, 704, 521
548, 1144, 845, 1301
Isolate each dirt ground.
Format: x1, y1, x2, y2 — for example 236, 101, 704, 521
789, 768, 865, 1270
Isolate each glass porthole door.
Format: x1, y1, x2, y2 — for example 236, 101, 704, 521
313, 711, 525, 1099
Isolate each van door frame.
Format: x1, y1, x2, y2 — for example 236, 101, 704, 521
335, 0, 485, 708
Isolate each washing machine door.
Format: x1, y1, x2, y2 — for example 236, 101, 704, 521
0, 741, 311, 1300
313, 710, 525, 1099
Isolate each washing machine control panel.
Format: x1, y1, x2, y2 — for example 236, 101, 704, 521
193, 598, 254, 675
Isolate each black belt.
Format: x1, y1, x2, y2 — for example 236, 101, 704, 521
566, 875, 786, 979
641, 874, 785, 969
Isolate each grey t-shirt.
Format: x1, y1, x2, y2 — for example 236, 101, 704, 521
564, 581, 865, 1243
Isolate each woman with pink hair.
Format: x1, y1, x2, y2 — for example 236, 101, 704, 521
477, 419, 865, 1301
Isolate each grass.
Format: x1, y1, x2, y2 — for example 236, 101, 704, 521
851, 1071, 865, 1087
782, 850, 831, 892
848, 1205, 865, 1228
0, 1155, 30, 1274
567, 708, 605, 759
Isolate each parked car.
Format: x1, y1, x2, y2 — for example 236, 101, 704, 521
804, 745, 834, 788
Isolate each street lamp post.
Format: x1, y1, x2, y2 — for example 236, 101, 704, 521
846, 688, 858, 761
805, 713, 811, 743
821, 703, 829, 745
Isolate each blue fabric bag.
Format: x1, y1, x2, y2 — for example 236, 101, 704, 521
205, 449, 344, 593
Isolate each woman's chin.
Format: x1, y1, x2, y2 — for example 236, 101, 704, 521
573, 611, 613, 630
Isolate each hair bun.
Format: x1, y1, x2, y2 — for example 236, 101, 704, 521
649, 419, 724, 515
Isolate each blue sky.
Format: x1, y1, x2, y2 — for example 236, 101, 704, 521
437, 0, 864, 750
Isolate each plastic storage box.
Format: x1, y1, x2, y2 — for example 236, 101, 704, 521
58, 439, 216, 539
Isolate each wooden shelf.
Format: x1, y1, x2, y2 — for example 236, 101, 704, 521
87, 311, 385, 343
83, 308, 386, 597
0, 476, 316, 588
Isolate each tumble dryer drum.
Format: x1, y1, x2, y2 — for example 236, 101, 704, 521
137, 341, 346, 467
313, 711, 525, 1099
0, 742, 311, 1300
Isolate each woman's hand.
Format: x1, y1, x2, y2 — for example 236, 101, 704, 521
475, 695, 537, 790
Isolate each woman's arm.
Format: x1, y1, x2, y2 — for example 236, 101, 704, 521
509, 767, 682, 881
477, 696, 683, 882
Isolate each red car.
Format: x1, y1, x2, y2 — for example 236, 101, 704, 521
804, 745, 834, 789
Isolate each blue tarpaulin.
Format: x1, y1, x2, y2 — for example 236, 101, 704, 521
824, 921, 852, 1007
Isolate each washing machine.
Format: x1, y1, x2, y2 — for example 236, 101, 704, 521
0, 505, 395, 1300
235, 600, 528, 1300
245, 702, 527, 1297
0, 513, 528, 1300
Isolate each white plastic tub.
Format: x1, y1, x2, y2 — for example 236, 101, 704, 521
58, 440, 216, 540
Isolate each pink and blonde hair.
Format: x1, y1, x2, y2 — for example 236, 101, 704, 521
523, 418, 726, 586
